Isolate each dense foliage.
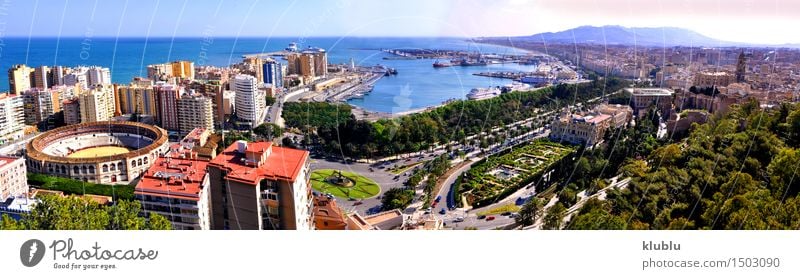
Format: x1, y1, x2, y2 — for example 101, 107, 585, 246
0, 194, 171, 230
570, 101, 800, 230
282, 102, 353, 132
27, 173, 135, 200
285, 78, 629, 158
380, 188, 415, 211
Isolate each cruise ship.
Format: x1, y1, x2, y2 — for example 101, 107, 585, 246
285, 42, 298, 52
466, 87, 502, 100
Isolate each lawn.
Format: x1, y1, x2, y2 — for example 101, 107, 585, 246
476, 204, 520, 217
310, 169, 381, 199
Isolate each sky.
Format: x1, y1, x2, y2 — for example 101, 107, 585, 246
0, 0, 797, 44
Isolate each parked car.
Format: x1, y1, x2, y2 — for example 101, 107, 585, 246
486, 216, 496, 221
501, 211, 512, 216
435, 196, 442, 203
477, 215, 486, 220
353, 201, 363, 206
439, 208, 446, 215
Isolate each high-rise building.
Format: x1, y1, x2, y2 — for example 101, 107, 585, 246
177, 92, 214, 137
117, 84, 158, 120
0, 93, 25, 144
262, 60, 283, 87
286, 53, 300, 76
299, 53, 316, 78
307, 47, 328, 78
86, 66, 112, 86
155, 83, 183, 131
736, 51, 747, 83
8, 64, 34, 94
33, 66, 50, 89
136, 146, 211, 230
207, 140, 312, 230
22, 88, 61, 125
0, 156, 27, 201
233, 74, 265, 128
78, 86, 115, 122
62, 98, 81, 125
171, 61, 195, 80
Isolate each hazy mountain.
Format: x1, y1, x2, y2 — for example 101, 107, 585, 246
518, 25, 738, 47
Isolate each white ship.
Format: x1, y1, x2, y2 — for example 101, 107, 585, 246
466, 87, 502, 100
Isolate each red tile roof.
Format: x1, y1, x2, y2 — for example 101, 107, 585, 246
135, 155, 210, 201
208, 141, 308, 185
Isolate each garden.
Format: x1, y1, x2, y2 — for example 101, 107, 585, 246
457, 140, 574, 208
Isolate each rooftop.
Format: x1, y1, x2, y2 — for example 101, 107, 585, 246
625, 87, 674, 96
208, 141, 309, 185
135, 153, 210, 201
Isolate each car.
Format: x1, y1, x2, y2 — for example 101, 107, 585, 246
435, 196, 442, 203
439, 208, 446, 215
500, 211, 512, 216
486, 216, 496, 221
477, 215, 486, 220
453, 217, 465, 222
424, 207, 432, 213
353, 201, 363, 206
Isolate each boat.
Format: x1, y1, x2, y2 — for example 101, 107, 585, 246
459, 59, 488, 66
285, 42, 298, 52
433, 60, 452, 68
466, 87, 502, 100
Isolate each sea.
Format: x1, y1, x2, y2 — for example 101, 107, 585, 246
0, 37, 538, 113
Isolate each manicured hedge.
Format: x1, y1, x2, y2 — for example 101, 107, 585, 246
27, 173, 135, 200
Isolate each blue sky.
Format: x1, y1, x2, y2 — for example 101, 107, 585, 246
0, 0, 798, 43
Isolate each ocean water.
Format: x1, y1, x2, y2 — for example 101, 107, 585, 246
0, 37, 536, 112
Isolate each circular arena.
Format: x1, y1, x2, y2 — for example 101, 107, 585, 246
25, 121, 169, 184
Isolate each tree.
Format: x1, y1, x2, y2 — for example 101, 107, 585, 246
543, 202, 567, 230
2, 195, 172, 230
381, 188, 415, 210
516, 197, 543, 227
0, 214, 22, 230
147, 213, 173, 230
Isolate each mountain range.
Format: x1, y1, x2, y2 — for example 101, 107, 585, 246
513, 25, 746, 47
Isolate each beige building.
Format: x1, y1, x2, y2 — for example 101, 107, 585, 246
549, 110, 613, 147
62, 98, 81, 125
79, 86, 115, 123
0, 156, 27, 200
117, 84, 158, 119
147, 61, 194, 81
8, 64, 34, 94
626, 87, 674, 117
694, 71, 736, 88
177, 92, 214, 137
595, 103, 632, 128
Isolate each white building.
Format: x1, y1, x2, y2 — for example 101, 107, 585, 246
86, 66, 112, 86
0, 94, 25, 145
233, 74, 266, 129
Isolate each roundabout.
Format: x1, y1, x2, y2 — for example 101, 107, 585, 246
310, 169, 380, 199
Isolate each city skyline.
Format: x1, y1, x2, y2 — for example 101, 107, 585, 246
1, 0, 798, 44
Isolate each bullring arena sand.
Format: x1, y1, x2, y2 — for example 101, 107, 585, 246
67, 146, 131, 158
